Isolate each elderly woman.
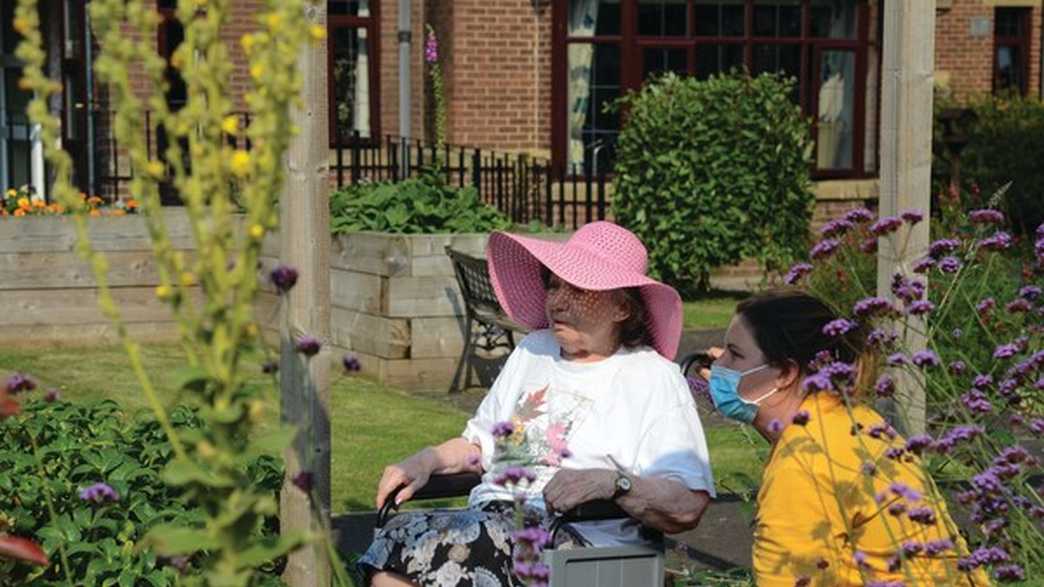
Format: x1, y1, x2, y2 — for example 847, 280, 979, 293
358, 221, 715, 586
703, 290, 988, 586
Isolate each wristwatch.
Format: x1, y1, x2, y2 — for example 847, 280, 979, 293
611, 472, 632, 500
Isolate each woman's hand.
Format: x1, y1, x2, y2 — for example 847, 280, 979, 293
698, 346, 725, 380
543, 469, 617, 513
375, 449, 435, 509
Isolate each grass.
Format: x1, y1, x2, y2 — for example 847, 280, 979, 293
0, 343, 766, 512
682, 291, 749, 331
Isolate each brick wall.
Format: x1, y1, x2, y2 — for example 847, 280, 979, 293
935, 0, 1042, 100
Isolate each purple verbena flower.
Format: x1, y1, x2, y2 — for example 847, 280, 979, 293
887, 353, 908, 367
861, 461, 877, 476
868, 423, 897, 440
5, 373, 36, 394
867, 328, 897, 348
810, 238, 841, 260
977, 297, 996, 314
843, 208, 874, 223
295, 335, 322, 357
44, 388, 60, 403
938, 256, 962, 274
819, 219, 856, 238
784, 262, 814, 285
79, 482, 119, 504
860, 237, 879, 254
948, 360, 966, 375
854, 297, 894, 318
911, 350, 940, 369
960, 390, 993, 415
1006, 298, 1032, 313
901, 540, 923, 557
900, 209, 924, 225
792, 410, 810, 426
972, 374, 994, 389
1018, 285, 1041, 301
993, 564, 1025, 582
269, 265, 299, 294
928, 238, 960, 258
912, 257, 935, 273
889, 482, 922, 502
905, 434, 933, 455
342, 353, 362, 372
822, 318, 858, 337
978, 231, 1013, 251
801, 373, 833, 393
768, 419, 784, 435
969, 208, 1005, 224
888, 502, 906, 516
874, 375, 896, 398
924, 538, 955, 556
993, 343, 1019, 360
885, 447, 905, 460
424, 28, 439, 63
870, 216, 903, 236
907, 506, 936, 525
906, 300, 935, 316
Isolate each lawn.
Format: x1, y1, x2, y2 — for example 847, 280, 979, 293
682, 291, 748, 330
0, 343, 765, 511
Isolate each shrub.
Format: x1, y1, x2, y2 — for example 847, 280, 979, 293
933, 94, 1044, 235
612, 71, 815, 293
330, 171, 511, 234
0, 399, 284, 585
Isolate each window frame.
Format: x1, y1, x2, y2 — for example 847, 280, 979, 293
993, 6, 1031, 97
551, 0, 874, 179
327, 1, 381, 147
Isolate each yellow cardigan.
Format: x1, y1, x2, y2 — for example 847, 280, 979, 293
752, 392, 989, 586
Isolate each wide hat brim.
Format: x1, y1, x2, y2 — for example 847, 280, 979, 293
486, 231, 683, 360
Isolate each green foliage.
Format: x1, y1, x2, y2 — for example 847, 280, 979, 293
330, 171, 511, 234
934, 94, 1044, 235
611, 71, 815, 293
0, 400, 283, 585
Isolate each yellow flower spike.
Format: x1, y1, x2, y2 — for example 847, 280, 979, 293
146, 160, 166, 179
230, 150, 252, 177
221, 115, 239, 135
249, 63, 265, 81
241, 33, 256, 53
180, 272, 196, 287
248, 400, 265, 423
265, 13, 282, 31
249, 224, 265, 239
155, 285, 173, 300
309, 24, 326, 41
12, 17, 29, 34
196, 440, 217, 459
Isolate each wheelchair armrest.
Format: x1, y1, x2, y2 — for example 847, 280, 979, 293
376, 473, 482, 528
679, 350, 713, 379
557, 499, 628, 523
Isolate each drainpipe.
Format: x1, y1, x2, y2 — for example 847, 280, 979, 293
85, 8, 95, 196
0, 19, 8, 194
398, 0, 411, 179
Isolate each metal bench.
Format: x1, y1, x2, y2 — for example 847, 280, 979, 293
445, 246, 530, 393
376, 473, 665, 587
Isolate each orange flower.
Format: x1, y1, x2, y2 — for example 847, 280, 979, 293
89, 209, 101, 217
87, 196, 103, 207
110, 209, 127, 217
13, 209, 26, 217
32, 199, 46, 209
17, 197, 31, 210
125, 198, 139, 210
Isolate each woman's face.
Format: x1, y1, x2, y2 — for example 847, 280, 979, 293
716, 314, 784, 402
544, 273, 628, 358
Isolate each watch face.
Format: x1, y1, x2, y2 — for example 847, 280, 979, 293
616, 475, 632, 493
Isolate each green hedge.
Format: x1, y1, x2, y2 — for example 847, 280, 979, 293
611, 72, 815, 293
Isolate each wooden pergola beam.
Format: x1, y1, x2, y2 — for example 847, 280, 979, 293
877, 0, 936, 435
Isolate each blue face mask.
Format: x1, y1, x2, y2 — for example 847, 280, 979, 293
709, 364, 779, 424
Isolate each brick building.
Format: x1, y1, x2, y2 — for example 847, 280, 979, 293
1, 0, 1042, 204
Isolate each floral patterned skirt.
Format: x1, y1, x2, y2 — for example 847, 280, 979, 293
356, 501, 583, 587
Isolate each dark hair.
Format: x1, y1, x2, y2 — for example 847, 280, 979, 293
540, 267, 653, 350
736, 289, 867, 375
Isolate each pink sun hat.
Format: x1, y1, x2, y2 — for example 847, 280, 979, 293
486, 221, 683, 360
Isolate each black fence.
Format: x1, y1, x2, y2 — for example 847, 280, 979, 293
330, 134, 610, 229
82, 111, 609, 230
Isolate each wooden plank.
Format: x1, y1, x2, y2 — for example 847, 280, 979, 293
349, 349, 460, 392
330, 232, 410, 277
330, 268, 383, 313
410, 254, 456, 278
0, 321, 182, 346
0, 286, 201, 325
0, 209, 198, 253
0, 250, 182, 290
329, 307, 410, 359
410, 316, 467, 359
382, 275, 463, 318
408, 233, 487, 257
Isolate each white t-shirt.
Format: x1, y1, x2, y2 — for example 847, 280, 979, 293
462, 330, 715, 546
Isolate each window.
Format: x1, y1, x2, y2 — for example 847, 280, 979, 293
994, 7, 1030, 96
328, 0, 379, 145
553, 0, 874, 178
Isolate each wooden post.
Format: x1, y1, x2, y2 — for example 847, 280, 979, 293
877, 0, 936, 436
280, 2, 332, 586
